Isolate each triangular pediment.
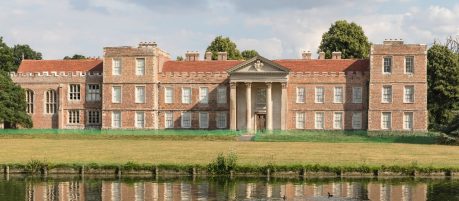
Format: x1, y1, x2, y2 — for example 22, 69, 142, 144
227, 56, 290, 74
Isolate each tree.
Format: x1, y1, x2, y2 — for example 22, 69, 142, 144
427, 44, 459, 129
0, 72, 33, 128
176, 56, 184, 61
0, 37, 15, 72
318, 20, 371, 59
241, 50, 259, 60
206, 36, 242, 60
63, 54, 87, 60
12, 44, 42, 70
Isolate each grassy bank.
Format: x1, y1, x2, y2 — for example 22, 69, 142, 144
0, 138, 457, 167
254, 130, 440, 144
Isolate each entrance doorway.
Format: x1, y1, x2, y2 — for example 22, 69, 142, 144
256, 114, 266, 132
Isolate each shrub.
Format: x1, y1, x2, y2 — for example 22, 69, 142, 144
207, 152, 238, 175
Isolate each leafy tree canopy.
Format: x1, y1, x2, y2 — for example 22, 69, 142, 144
12, 44, 42, 69
427, 44, 459, 129
241, 50, 259, 60
206, 36, 242, 60
0, 71, 32, 128
176, 56, 184, 61
63, 54, 87, 60
0, 37, 15, 72
318, 20, 371, 59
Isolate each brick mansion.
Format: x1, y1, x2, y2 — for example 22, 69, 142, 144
11, 39, 427, 131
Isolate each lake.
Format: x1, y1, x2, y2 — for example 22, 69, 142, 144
0, 176, 458, 200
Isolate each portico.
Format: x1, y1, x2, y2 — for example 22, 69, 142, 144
227, 56, 289, 132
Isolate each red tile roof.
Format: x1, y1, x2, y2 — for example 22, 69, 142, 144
162, 59, 369, 72
162, 60, 244, 72
17, 59, 103, 73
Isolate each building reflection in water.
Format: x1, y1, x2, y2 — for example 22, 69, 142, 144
24, 179, 427, 201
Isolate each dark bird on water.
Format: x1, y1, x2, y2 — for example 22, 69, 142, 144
328, 192, 333, 198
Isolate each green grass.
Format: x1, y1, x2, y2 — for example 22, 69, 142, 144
254, 130, 440, 144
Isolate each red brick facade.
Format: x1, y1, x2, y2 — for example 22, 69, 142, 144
11, 39, 427, 131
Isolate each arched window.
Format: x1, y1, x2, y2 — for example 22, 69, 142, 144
45, 90, 57, 114
25, 89, 34, 114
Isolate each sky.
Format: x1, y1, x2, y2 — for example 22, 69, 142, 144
1, 0, 458, 60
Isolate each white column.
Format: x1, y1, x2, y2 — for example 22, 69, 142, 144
281, 83, 287, 130
230, 82, 237, 130
266, 82, 273, 130
245, 82, 252, 131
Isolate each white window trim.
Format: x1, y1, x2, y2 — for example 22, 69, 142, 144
135, 85, 146, 104
216, 112, 227, 129
164, 87, 173, 104
217, 86, 227, 104
315, 87, 324, 103
111, 111, 121, 128
68, 84, 81, 101
182, 87, 192, 104
333, 86, 344, 103
135, 58, 146, 76
352, 86, 363, 104
352, 112, 362, 129
44, 89, 58, 114
199, 112, 209, 128
165, 112, 174, 128
382, 56, 392, 74
382, 85, 392, 103
296, 112, 305, 129
135, 111, 145, 128
68, 110, 80, 124
199, 87, 209, 104
403, 112, 414, 130
333, 112, 343, 129
181, 112, 192, 128
112, 58, 121, 76
315, 112, 324, 129
112, 86, 122, 103
381, 112, 392, 130
403, 86, 415, 103
296, 87, 305, 103
404, 56, 414, 75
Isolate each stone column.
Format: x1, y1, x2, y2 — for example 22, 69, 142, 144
281, 83, 287, 130
230, 82, 237, 130
245, 82, 252, 131
266, 82, 273, 130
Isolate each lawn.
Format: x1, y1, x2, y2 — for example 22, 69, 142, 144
0, 136, 458, 168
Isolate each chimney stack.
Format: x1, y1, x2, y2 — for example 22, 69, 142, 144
217, 52, 228, 61
332, 51, 342, 59
302, 51, 312, 60
185, 51, 200, 61
138, 41, 157, 48
205, 51, 212, 61
319, 51, 325, 60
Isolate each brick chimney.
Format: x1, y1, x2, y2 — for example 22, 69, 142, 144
217, 52, 228, 61
302, 51, 312, 60
383, 38, 404, 45
138, 41, 157, 48
205, 51, 212, 61
332, 51, 342, 59
319, 51, 325, 59
185, 51, 200, 61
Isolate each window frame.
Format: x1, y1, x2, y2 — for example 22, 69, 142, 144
181, 112, 192, 128
352, 86, 363, 104
135, 58, 146, 76
181, 87, 192, 104
333, 112, 343, 129
382, 85, 392, 103
135, 85, 146, 104
45, 89, 57, 114
296, 87, 305, 103
112, 86, 122, 103
217, 86, 227, 104
112, 58, 121, 76
86, 84, 101, 102
315, 112, 324, 129
352, 112, 362, 129
381, 112, 392, 130
199, 112, 209, 128
383, 56, 392, 74
199, 87, 209, 104
403, 112, 414, 130
216, 112, 227, 129
68, 110, 80, 124
135, 111, 145, 128
333, 86, 344, 103
296, 112, 305, 129
165, 112, 174, 128
69, 84, 81, 101
315, 87, 324, 103
25, 89, 34, 114
111, 111, 121, 128
404, 86, 415, 103
164, 87, 173, 104
404, 56, 414, 74
87, 110, 101, 125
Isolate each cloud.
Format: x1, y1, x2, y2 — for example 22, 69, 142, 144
236, 38, 283, 59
